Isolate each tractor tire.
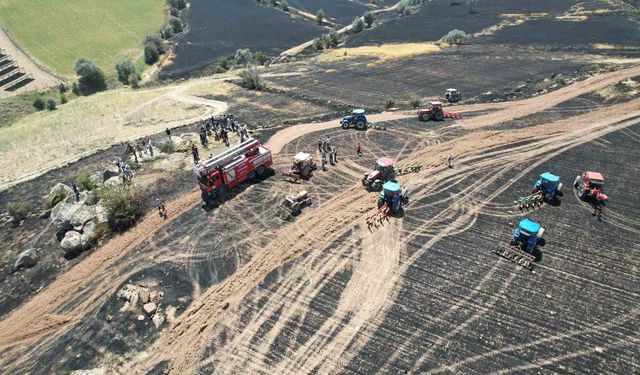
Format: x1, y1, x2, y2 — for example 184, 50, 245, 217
356, 121, 367, 130
201, 191, 212, 206
573, 175, 580, 188
257, 165, 266, 176
537, 227, 545, 238
435, 111, 444, 121
341, 121, 350, 129
420, 114, 430, 122
301, 165, 312, 179
578, 186, 586, 199
445, 93, 451, 100
248, 170, 258, 181
371, 180, 382, 191
290, 202, 301, 215
362, 177, 369, 187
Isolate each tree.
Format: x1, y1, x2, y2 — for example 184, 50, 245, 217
60, 94, 68, 104
46, 98, 56, 110
329, 31, 339, 46
363, 11, 375, 28
144, 43, 160, 65
167, 0, 186, 10
170, 6, 180, 16
129, 72, 140, 88
442, 29, 470, 44
169, 16, 183, 33
58, 83, 67, 94
143, 34, 165, 54
115, 59, 136, 84
316, 9, 325, 25
254, 51, 268, 65
74, 58, 106, 95
238, 64, 264, 90
99, 186, 145, 231
281, 0, 289, 11
33, 96, 45, 110
351, 17, 365, 33
234, 48, 253, 65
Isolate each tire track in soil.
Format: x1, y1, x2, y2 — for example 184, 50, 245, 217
1, 66, 639, 373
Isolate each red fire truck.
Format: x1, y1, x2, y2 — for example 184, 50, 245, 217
193, 138, 273, 205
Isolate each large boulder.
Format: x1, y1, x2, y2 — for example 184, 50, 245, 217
44, 183, 73, 207
95, 203, 109, 224
170, 135, 186, 151
60, 230, 84, 253
14, 248, 38, 270
103, 176, 123, 188
103, 165, 120, 182
89, 171, 104, 187
80, 221, 98, 247
51, 198, 97, 229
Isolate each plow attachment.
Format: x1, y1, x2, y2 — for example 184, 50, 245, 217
395, 163, 422, 176
282, 171, 301, 183
444, 111, 462, 119
366, 203, 390, 227
494, 245, 535, 271
515, 192, 543, 210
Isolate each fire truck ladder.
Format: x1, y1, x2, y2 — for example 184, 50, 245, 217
196, 138, 258, 175
493, 245, 535, 271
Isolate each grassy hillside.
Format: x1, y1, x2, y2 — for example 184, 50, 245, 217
0, 0, 165, 77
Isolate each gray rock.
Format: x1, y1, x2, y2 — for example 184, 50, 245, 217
89, 172, 103, 187
143, 302, 157, 316
80, 221, 98, 247
44, 183, 73, 204
103, 176, 123, 187
95, 203, 109, 224
51, 199, 96, 229
14, 248, 38, 270
103, 165, 120, 182
60, 230, 84, 253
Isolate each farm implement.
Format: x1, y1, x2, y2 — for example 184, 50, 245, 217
494, 218, 544, 271
278, 190, 311, 221
366, 181, 408, 227
515, 192, 544, 210
395, 162, 422, 176
493, 246, 536, 271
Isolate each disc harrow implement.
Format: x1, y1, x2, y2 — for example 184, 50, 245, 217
395, 163, 422, 176
515, 192, 543, 210
366, 203, 390, 227
494, 245, 536, 271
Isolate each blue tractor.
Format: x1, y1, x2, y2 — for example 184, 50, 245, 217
533, 172, 563, 201
510, 218, 545, 254
341, 109, 368, 130
378, 181, 408, 214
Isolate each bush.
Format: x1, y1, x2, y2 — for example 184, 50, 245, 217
74, 58, 106, 95
144, 43, 160, 65
234, 48, 253, 65
238, 64, 264, 90
385, 97, 396, 109
316, 9, 325, 25
84, 192, 99, 206
351, 17, 365, 33
126, 160, 140, 170
158, 140, 175, 153
46, 98, 56, 111
442, 29, 470, 44
167, 0, 186, 10
76, 174, 97, 191
58, 83, 67, 94
98, 186, 145, 231
115, 59, 136, 84
169, 16, 183, 33
329, 31, 339, 46
312, 38, 323, 50
214, 64, 227, 74
72, 82, 80, 96
60, 94, 68, 104
144, 34, 165, 54
33, 96, 45, 110
254, 51, 268, 65
7, 202, 28, 223
43, 190, 68, 210
170, 6, 180, 16
281, 0, 288, 11
407, 92, 421, 108
129, 72, 140, 88
363, 11, 375, 27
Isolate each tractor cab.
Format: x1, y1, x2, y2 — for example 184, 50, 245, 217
429, 101, 443, 110
534, 172, 562, 200
417, 101, 445, 121
378, 181, 408, 213
341, 109, 368, 130
511, 218, 544, 253
445, 88, 461, 103
362, 157, 396, 191
293, 152, 313, 169
575, 171, 608, 202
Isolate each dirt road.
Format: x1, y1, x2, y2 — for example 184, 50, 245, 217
1, 66, 639, 373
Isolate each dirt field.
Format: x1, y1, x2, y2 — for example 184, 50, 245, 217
0, 66, 638, 374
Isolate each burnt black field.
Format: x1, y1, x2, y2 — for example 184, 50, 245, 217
287, 0, 372, 26
163, 0, 324, 76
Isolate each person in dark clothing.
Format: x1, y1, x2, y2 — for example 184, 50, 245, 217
318, 137, 323, 152
356, 142, 362, 157
156, 198, 167, 219
192, 144, 200, 164
71, 181, 80, 202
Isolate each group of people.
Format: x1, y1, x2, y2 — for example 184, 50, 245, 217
317, 136, 339, 171
201, 114, 251, 148
125, 137, 154, 164
114, 157, 134, 184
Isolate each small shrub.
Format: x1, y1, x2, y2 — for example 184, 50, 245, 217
158, 140, 175, 153
329, 31, 339, 46
33, 96, 45, 110
98, 186, 145, 231
234, 48, 253, 65
238, 64, 264, 90
74, 58, 106, 95
316, 9, 325, 25
214, 64, 227, 74
115, 59, 136, 84
363, 11, 375, 27
270, 0, 277, 5
407, 92, 421, 108
254, 51, 268, 65
7, 202, 28, 223
167, 0, 186, 10
43, 190, 68, 210
442, 29, 470, 44
169, 16, 183, 33
144, 43, 160, 65
72, 82, 80, 95
281, 0, 288, 11
385, 97, 396, 109
170, 6, 180, 16
351, 17, 365, 33
161, 25, 174, 39
129, 72, 140, 88
126, 160, 139, 170
84, 192, 99, 206
58, 83, 67, 94
60, 94, 68, 104
312, 38, 323, 50
46, 98, 56, 111
76, 174, 97, 191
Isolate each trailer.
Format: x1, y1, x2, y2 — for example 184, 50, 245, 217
193, 138, 273, 205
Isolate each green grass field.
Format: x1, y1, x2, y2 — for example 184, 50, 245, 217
0, 0, 165, 77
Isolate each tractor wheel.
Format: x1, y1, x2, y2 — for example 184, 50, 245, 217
341, 121, 350, 129
573, 175, 580, 188
257, 165, 266, 176
420, 114, 430, 122
290, 202, 301, 215
435, 111, 444, 121
445, 93, 451, 100
201, 191, 212, 206
537, 227, 545, 238
578, 186, 586, 199
362, 177, 369, 187
248, 170, 258, 181
371, 180, 382, 191
356, 121, 366, 130
301, 165, 312, 179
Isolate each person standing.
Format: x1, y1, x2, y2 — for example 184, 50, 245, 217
325, 137, 331, 152
155, 198, 167, 219
446, 154, 455, 168
147, 138, 154, 156
318, 137, 323, 152
356, 142, 362, 157
321, 152, 327, 171
192, 144, 200, 164
329, 148, 335, 165
71, 181, 80, 202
